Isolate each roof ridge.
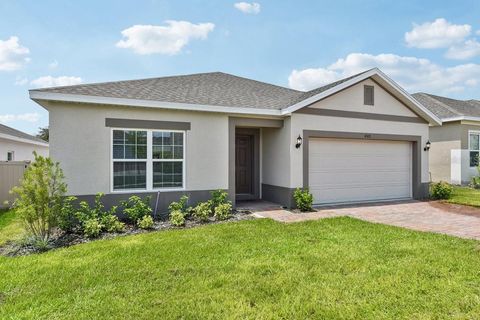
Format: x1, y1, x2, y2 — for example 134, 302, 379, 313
415, 93, 462, 117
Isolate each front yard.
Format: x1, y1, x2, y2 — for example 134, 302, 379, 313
448, 186, 480, 207
1, 217, 480, 319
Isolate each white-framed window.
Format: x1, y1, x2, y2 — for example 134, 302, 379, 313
469, 130, 480, 167
7, 151, 14, 161
111, 128, 185, 191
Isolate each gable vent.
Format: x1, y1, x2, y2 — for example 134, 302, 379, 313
364, 85, 374, 106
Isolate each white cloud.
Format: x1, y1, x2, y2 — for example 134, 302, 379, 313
116, 20, 215, 55
445, 39, 480, 60
49, 60, 59, 68
14, 76, 28, 86
0, 36, 30, 71
288, 52, 480, 95
0, 112, 40, 124
234, 2, 261, 14
30, 76, 83, 88
405, 18, 471, 48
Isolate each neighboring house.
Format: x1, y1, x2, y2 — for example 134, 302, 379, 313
413, 93, 480, 185
0, 123, 49, 161
29, 68, 440, 212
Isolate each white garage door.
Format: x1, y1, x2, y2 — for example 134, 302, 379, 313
308, 138, 412, 205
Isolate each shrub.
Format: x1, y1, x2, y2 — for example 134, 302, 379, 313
210, 190, 228, 210
137, 215, 154, 230
121, 195, 152, 224
58, 196, 78, 232
84, 218, 103, 238
169, 210, 185, 226
193, 201, 212, 222
293, 188, 314, 212
430, 181, 453, 200
168, 195, 189, 213
214, 203, 232, 221
11, 153, 67, 242
471, 176, 480, 189
101, 214, 125, 233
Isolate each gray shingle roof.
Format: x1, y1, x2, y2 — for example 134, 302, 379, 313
31, 70, 372, 110
0, 123, 47, 144
412, 93, 480, 119
31, 72, 305, 110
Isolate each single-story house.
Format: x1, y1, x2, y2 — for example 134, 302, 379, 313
0, 123, 49, 161
29, 68, 440, 213
413, 93, 480, 184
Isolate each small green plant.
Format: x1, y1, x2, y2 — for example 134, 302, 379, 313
11, 153, 67, 242
58, 196, 78, 232
210, 190, 228, 210
32, 238, 50, 252
214, 203, 232, 221
430, 181, 453, 200
137, 215, 154, 230
101, 214, 125, 233
168, 195, 189, 213
193, 201, 212, 222
121, 195, 152, 224
83, 218, 103, 238
169, 210, 185, 227
293, 188, 314, 212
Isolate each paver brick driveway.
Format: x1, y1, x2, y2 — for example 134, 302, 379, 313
254, 200, 480, 240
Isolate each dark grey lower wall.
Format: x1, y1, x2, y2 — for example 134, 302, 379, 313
74, 190, 219, 219
419, 182, 430, 199
261, 184, 295, 208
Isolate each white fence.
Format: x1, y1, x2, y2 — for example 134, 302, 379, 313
0, 161, 29, 209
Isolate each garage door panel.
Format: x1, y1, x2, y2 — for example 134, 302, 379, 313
309, 171, 411, 185
308, 138, 412, 205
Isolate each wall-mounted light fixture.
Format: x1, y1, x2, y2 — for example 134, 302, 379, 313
295, 135, 303, 149
424, 140, 431, 151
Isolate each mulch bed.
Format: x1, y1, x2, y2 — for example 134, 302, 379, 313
0, 210, 253, 257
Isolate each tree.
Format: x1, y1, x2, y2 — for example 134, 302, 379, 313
36, 126, 49, 142
11, 152, 66, 242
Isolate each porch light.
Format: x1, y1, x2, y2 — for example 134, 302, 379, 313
295, 135, 303, 149
424, 140, 431, 151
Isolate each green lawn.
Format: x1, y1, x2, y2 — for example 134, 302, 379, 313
0, 210, 23, 246
448, 186, 480, 207
1, 218, 480, 319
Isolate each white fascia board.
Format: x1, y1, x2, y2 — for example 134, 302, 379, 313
443, 116, 480, 123
0, 132, 49, 147
29, 91, 283, 116
281, 68, 442, 126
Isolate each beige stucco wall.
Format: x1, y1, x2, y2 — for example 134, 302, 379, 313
429, 123, 461, 183
261, 117, 291, 187
0, 138, 48, 161
310, 79, 418, 118
47, 102, 229, 195
428, 121, 480, 184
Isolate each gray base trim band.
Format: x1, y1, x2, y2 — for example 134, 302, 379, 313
261, 184, 295, 208
105, 118, 191, 130
74, 190, 219, 219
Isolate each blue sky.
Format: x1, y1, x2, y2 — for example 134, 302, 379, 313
1, 0, 480, 134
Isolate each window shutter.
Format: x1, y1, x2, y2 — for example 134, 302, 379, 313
364, 85, 374, 106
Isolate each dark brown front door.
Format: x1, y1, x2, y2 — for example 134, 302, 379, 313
235, 134, 254, 197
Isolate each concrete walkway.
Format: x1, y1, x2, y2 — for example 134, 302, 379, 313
253, 200, 480, 240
